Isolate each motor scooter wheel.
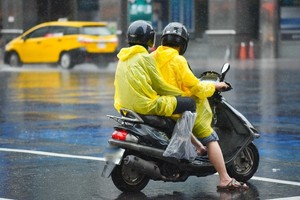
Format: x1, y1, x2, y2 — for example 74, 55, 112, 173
111, 161, 150, 192
226, 143, 259, 182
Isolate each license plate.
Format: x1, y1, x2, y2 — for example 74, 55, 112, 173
98, 42, 106, 48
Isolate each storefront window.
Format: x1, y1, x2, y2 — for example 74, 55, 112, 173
280, 0, 300, 40
280, 0, 300, 6
152, 0, 168, 33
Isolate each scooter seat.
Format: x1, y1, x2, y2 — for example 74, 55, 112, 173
138, 114, 176, 138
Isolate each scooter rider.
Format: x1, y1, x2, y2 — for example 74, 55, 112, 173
114, 20, 206, 154
151, 22, 249, 190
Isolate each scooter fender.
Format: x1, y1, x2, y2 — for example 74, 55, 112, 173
101, 146, 125, 178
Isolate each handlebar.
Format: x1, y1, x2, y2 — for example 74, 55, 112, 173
218, 81, 233, 92
199, 63, 233, 93
199, 71, 232, 93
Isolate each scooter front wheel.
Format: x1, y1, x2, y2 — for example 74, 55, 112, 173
227, 143, 259, 182
111, 162, 150, 192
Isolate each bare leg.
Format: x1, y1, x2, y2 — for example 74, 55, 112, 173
206, 141, 232, 187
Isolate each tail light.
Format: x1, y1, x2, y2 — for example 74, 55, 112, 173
111, 129, 138, 143
112, 130, 128, 141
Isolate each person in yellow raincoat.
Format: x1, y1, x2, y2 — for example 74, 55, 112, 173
114, 20, 205, 153
151, 22, 249, 190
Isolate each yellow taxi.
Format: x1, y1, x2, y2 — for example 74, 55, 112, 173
4, 21, 119, 69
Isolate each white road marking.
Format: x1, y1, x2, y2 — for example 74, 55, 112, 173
266, 197, 300, 200
251, 176, 300, 187
0, 147, 105, 161
0, 198, 15, 200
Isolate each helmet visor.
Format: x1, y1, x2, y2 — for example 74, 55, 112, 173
148, 30, 156, 48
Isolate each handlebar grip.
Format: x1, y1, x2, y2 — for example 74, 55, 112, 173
218, 82, 232, 92
223, 82, 233, 91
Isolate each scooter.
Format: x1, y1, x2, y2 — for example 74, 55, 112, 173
101, 63, 260, 192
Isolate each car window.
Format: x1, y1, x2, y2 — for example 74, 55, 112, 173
65, 27, 79, 35
26, 27, 49, 39
81, 26, 112, 36
41, 26, 65, 37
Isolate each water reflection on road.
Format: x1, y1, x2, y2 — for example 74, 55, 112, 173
0, 67, 117, 155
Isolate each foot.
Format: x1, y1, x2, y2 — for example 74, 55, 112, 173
217, 178, 249, 191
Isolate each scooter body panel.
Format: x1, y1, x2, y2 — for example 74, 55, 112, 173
210, 96, 259, 163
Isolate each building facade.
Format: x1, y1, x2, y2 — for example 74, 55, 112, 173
0, 0, 299, 59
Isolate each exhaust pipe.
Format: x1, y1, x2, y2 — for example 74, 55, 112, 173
123, 155, 164, 180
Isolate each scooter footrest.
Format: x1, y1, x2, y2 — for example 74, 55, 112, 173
191, 156, 210, 165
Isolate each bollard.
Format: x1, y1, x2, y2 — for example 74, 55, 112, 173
239, 42, 247, 60
248, 41, 255, 59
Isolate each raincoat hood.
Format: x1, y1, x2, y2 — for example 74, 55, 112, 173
117, 45, 148, 62
153, 46, 179, 69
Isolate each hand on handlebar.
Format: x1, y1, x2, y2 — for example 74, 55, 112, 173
215, 82, 232, 92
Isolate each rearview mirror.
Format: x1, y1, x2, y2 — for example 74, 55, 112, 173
221, 63, 230, 74
220, 63, 230, 81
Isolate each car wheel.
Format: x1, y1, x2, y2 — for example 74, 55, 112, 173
9, 52, 22, 67
59, 52, 75, 69
94, 55, 110, 68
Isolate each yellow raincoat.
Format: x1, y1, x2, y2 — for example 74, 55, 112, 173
152, 46, 216, 138
114, 45, 184, 116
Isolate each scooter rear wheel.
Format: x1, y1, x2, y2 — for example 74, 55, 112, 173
226, 143, 259, 182
111, 162, 150, 192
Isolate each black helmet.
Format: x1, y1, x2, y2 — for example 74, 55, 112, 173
161, 22, 189, 55
127, 20, 156, 48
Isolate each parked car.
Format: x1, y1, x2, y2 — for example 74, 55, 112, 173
4, 21, 119, 69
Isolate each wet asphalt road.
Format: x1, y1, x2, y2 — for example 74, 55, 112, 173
0, 60, 299, 200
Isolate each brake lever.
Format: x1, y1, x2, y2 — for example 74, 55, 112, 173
224, 81, 233, 91
220, 82, 233, 92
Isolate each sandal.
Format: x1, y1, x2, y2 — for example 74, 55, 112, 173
217, 178, 249, 191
